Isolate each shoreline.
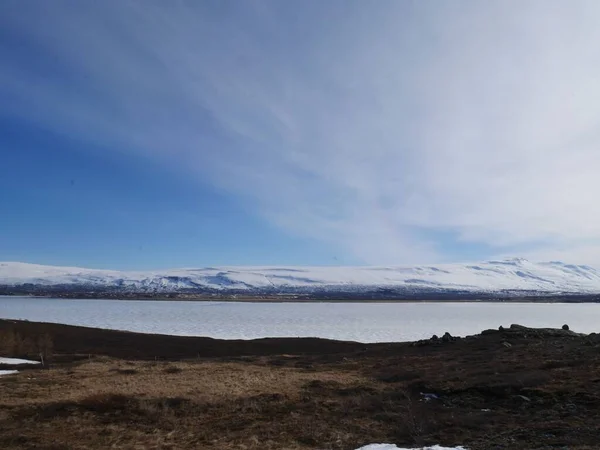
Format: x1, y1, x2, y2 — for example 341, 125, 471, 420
3, 293, 600, 303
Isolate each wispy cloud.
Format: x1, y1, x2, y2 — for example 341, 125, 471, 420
2, 1, 600, 264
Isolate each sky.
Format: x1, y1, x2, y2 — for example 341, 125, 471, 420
2, 1, 600, 269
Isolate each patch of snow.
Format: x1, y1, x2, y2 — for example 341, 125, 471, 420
0, 357, 40, 365
355, 445, 467, 450
420, 392, 439, 402
0, 370, 19, 376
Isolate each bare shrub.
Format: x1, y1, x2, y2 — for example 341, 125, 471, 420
37, 333, 54, 366
0, 329, 17, 355
395, 389, 437, 446
0, 329, 38, 358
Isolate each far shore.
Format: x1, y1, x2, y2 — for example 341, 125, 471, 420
2, 293, 600, 303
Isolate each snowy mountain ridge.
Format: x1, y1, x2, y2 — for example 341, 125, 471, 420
1, 259, 600, 296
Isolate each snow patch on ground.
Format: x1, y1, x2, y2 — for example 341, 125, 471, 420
355, 445, 467, 450
0, 357, 40, 365
0, 370, 19, 376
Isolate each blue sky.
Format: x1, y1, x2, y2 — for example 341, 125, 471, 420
2, 1, 600, 269
0, 116, 348, 268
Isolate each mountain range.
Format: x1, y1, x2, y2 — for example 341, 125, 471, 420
2, 258, 600, 299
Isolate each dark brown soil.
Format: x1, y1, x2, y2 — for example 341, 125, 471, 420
0, 318, 368, 360
1, 319, 600, 449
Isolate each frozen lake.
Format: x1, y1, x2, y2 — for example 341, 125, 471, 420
1, 296, 599, 343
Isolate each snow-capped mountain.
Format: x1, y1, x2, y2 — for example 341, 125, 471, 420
1, 258, 600, 297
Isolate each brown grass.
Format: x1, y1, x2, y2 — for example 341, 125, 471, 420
0, 358, 366, 408
1, 358, 373, 449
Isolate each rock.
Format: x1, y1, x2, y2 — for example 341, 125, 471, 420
510, 324, 528, 330
431, 334, 439, 341
502, 341, 512, 348
442, 332, 452, 342
562, 324, 570, 331
499, 325, 505, 331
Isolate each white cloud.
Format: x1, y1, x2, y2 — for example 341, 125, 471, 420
2, 1, 600, 264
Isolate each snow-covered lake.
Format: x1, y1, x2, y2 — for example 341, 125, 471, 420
1, 297, 599, 342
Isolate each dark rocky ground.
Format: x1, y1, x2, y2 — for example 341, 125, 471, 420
1, 319, 600, 449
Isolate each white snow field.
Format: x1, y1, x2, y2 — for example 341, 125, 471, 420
355, 445, 467, 450
1, 258, 600, 294
0, 370, 19, 377
1, 297, 599, 342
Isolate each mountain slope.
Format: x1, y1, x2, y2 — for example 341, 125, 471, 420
2, 258, 600, 297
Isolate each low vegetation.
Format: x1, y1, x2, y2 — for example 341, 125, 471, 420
2, 319, 600, 449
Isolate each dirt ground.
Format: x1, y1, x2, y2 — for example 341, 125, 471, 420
2, 319, 600, 449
